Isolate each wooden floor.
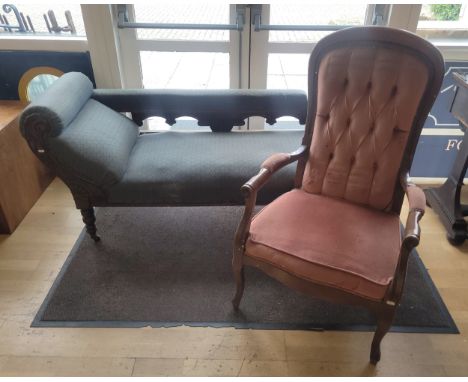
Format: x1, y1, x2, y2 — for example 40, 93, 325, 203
0, 178, 467, 377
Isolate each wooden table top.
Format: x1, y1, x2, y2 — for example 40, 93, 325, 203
0, 101, 27, 132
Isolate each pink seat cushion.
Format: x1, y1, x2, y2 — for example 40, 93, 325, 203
246, 189, 401, 300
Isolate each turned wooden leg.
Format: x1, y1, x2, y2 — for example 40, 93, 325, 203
80, 208, 101, 242
370, 307, 395, 364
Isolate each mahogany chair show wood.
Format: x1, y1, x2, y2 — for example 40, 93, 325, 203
232, 26, 444, 364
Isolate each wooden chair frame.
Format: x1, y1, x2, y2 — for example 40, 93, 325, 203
232, 26, 444, 364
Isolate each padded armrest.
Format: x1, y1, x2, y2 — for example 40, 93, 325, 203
261, 153, 291, 173
242, 145, 307, 194
92, 89, 307, 132
406, 184, 426, 213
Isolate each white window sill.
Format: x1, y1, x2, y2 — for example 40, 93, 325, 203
0, 35, 88, 51
428, 39, 468, 47
418, 20, 468, 29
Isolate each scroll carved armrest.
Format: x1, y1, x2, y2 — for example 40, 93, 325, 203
241, 145, 307, 195
388, 174, 426, 302
235, 145, 307, 246
402, 174, 425, 245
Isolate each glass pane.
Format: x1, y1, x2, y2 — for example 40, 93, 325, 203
417, 4, 468, 41
267, 53, 309, 94
134, 4, 229, 41
1, 4, 86, 36
145, 116, 211, 132
269, 4, 368, 43
141, 51, 229, 130
140, 51, 229, 89
265, 53, 308, 131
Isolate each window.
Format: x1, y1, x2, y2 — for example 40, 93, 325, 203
134, 3, 228, 41
0, 4, 85, 37
269, 3, 368, 43
266, 4, 370, 93
416, 4, 468, 42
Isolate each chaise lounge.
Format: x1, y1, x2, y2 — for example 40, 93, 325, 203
19, 72, 307, 240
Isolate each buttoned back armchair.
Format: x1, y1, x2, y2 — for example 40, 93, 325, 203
232, 26, 444, 364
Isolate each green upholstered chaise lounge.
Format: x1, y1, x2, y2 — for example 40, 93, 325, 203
19, 72, 307, 241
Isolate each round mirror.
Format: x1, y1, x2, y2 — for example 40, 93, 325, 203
18, 67, 64, 102
26, 74, 60, 102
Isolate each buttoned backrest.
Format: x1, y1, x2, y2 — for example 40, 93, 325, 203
301, 28, 442, 211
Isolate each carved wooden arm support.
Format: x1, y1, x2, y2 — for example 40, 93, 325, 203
234, 145, 308, 247
388, 174, 426, 302
92, 89, 307, 132
402, 174, 425, 246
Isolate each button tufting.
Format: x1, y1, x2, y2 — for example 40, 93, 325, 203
302, 45, 428, 211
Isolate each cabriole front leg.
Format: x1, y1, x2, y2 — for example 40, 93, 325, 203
370, 305, 396, 365
232, 247, 245, 310
231, 186, 258, 310
80, 208, 101, 242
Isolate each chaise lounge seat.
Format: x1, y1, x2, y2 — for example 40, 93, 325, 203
108, 130, 303, 205
20, 72, 307, 240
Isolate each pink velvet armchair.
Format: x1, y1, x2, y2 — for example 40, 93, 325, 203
232, 26, 444, 364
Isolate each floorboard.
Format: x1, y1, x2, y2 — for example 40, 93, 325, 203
0, 178, 467, 376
